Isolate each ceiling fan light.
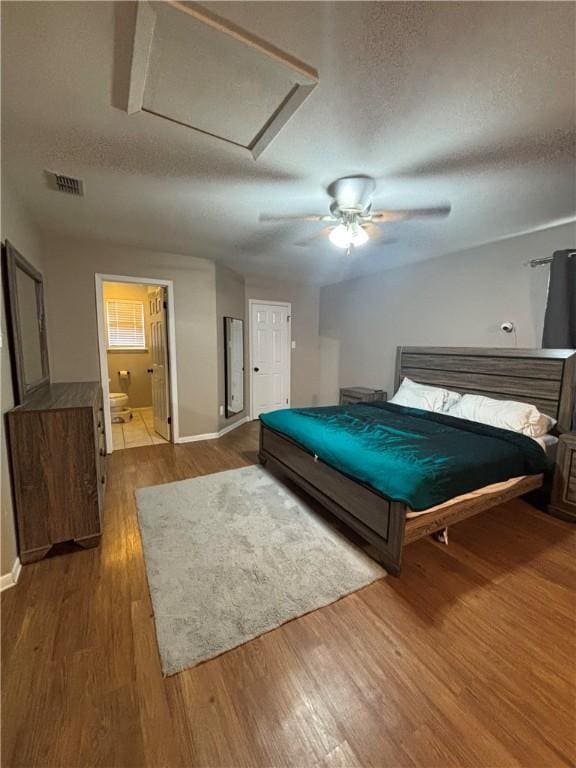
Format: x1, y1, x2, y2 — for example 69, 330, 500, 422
329, 222, 369, 249
328, 224, 351, 248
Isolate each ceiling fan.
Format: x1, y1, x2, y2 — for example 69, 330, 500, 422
260, 175, 451, 256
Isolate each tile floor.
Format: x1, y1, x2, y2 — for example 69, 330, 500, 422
111, 407, 168, 450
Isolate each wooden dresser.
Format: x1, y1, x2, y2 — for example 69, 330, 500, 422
7, 382, 106, 564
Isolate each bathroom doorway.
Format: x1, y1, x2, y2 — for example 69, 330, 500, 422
95, 274, 178, 453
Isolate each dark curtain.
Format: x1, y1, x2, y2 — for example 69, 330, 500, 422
542, 249, 576, 428
542, 250, 576, 348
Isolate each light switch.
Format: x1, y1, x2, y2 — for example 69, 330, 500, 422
291, 340, 296, 349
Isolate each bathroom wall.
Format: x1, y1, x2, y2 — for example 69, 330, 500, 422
103, 282, 153, 408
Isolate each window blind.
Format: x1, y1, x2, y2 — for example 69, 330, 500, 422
106, 300, 146, 349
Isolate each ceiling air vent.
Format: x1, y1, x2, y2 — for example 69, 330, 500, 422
45, 171, 84, 196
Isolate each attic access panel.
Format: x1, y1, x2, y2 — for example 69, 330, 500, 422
126, 1, 318, 159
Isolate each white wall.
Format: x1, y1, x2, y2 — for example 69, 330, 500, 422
42, 234, 220, 437
41, 236, 322, 438
0, 184, 46, 578
319, 223, 576, 401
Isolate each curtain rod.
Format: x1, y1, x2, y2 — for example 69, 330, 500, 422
528, 251, 576, 267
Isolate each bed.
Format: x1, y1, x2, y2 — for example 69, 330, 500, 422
258, 347, 576, 575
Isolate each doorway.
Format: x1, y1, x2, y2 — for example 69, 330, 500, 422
95, 274, 179, 452
249, 300, 291, 419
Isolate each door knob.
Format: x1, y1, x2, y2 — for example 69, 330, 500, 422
253, 367, 260, 372
147, 368, 153, 373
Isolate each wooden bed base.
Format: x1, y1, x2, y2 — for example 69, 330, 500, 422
259, 424, 543, 575
258, 347, 576, 576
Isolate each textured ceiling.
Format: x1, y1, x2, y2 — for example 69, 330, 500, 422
1, 1, 575, 285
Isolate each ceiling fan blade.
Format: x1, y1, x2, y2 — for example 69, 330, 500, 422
259, 213, 332, 222
328, 175, 376, 210
370, 206, 451, 222
363, 223, 383, 239
294, 226, 335, 247
361, 223, 397, 245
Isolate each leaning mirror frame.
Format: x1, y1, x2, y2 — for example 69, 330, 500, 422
223, 316, 245, 418
2, 240, 51, 405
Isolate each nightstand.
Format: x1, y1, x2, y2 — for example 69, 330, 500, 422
339, 387, 387, 405
549, 432, 576, 521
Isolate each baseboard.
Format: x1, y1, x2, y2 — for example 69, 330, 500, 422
218, 416, 250, 437
177, 431, 220, 444
177, 416, 250, 444
0, 557, 22, 592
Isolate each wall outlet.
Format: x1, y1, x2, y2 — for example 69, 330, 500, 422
219, 405, 225, 416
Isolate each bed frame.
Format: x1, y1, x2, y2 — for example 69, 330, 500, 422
258, 347, 576, 575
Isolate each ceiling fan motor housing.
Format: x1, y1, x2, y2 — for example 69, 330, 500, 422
329, 200, 372, 222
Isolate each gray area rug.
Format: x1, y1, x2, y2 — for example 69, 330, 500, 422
136, 465, 385, 675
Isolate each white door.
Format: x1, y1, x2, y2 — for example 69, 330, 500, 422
148, 286, 171, 440
250, 302, 290, 419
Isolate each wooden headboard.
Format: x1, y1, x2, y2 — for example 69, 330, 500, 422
395, 347, 576, 433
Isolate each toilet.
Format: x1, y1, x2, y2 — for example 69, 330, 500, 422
109, 392, 132, 423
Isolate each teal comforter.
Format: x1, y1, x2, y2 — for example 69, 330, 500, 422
260, 402, 550, 510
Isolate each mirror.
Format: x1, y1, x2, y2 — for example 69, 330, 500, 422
224, 317, 244, 417
2, 241, 50, 403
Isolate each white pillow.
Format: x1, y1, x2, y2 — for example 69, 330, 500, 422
446, 394, 556, 437
389, 377, 462, 413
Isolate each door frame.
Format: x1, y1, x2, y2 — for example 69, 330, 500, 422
248, 299, 291, 420
95, 273, 179, 453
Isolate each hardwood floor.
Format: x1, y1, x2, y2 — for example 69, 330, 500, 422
2, 421, 575, 768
